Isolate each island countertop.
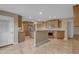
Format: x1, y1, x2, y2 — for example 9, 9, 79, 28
35, 28, 65, 31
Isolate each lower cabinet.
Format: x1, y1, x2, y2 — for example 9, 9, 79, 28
74, 27, 79, 35
48, 31, 65, 39
56, 31, 64, 39
18, 32, 25, 42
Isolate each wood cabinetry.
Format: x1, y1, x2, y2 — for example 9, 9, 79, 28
56, 31, 64, 39
22, 21, 34, 36
73, 5, 79, 27
22, 21, 29, 36
37, 21, 47, 29
18, 15, 22, 27
47, 19, 61, 28
18, 32, 25, 42
36, 19, 62, 30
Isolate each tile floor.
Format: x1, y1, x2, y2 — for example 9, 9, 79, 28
0, 35, 79, 54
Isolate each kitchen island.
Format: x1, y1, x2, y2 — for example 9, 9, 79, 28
33, 20, 68, 47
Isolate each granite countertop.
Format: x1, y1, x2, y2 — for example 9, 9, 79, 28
36, 28, 65, 31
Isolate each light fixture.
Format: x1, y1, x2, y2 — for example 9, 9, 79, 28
39, 11, 43, 15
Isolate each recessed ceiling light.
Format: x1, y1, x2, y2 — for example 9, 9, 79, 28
39, 11, 43, 15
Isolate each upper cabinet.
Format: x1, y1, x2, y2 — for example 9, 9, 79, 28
36, 19, 62, 30
73, 5, 79, 27
47, 19, 62, 28
18, 15, 22, 27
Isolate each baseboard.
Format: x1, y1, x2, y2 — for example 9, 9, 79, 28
0, 42, 14, 47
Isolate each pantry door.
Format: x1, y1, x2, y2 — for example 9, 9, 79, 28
0, 15, 14, 47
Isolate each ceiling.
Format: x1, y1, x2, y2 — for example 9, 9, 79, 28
0, 4, 74, 21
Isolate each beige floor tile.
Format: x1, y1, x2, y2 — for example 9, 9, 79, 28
0, 35, 79, 54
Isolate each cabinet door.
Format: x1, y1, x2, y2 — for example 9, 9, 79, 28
73, 5, 79, 27
73, 5, 79, 15
47, 20, 59, 28
18, 16, 22, 27
56, 31, 64, 39
74, 16, 79, 27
